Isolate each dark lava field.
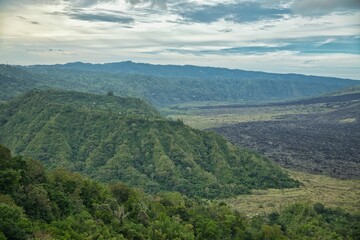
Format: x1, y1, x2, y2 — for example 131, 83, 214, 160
212, 96, 360, 179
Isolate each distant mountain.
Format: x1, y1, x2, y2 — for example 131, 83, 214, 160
0, 65, 42, 101
56, 61, 359, 83
1, 62, 359, 106
0, 90, 299, 198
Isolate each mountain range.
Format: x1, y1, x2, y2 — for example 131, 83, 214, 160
1, 62, 359, 107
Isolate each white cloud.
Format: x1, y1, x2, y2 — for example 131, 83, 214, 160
0, 0, 359, 79
292, 0, 360, 16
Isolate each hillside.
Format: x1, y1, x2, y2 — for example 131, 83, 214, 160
0, 65, 43, 101
0, 90, 299, 198
53, 61, 358, 84
1, 145, 358, 240
326, 85, 360, 96
1, 62, 359, 106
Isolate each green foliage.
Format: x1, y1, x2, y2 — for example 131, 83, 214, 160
0, 90, 299, 198
0, 145, 358, 240
0, 203, 32, 240
269, 203, 360, 239
0, 169, 21, 194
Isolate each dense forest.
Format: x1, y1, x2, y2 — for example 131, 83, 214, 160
1, 145, 359, 240
0, 90, 299, 198
1, 62, 359, 106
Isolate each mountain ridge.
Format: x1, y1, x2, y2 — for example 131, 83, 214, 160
1, 62, 359, 107
53, 61, 359, 81
0, 90, 299, 198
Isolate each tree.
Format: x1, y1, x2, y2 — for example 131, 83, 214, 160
0, 203, 31, 240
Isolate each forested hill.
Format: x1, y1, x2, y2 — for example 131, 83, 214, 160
1, 63, 359, 106
0, 90, 298, 198
3, 89, 161, 118
1, 145, 358, 240
0, 65, 41, 101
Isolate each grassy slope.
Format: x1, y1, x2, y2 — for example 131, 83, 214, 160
224, 170, 360, 216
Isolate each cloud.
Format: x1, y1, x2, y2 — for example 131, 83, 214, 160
69, 12, 134, 23
167, 36, 360, 55
175, 1, 290, 23
292, 0, 360, 16
126, 0, 167, 10
218, 28, 232, 33
16, 16, 41, 25
315, 37, 336, 46
0, 0, 61, 7
0, 0, 115, 8
1, 0, 360, 79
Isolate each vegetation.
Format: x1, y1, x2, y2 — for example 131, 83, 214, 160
1, 62, 359, 107
326, 85, 360, 96
165, 103, 332, 130
225, 169, 360, 216
0, 68, 358, 239
167, 93, 360, 179
1, 145, 359, 240
0, 90, 299, 198
166, 92, 360, 130
0, 65, 41, 100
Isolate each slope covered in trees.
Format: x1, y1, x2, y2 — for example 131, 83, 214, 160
1, 62, 359, 107
0, 65, 43, 101
0, 90, 299, 198
1, 145, 359, 240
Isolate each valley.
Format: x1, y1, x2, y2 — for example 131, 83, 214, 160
0, 63, 359, 239
2, 0, 360, 238
168, 90, 360, 179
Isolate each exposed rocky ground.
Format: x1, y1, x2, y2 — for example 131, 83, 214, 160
211, 96, 360, 179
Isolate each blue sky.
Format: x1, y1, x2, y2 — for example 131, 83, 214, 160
0, 0, 359, 79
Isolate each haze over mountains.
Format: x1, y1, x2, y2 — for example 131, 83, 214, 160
1, 62, 359, 107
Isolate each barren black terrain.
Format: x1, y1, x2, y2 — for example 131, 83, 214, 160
211, 93, 360, 179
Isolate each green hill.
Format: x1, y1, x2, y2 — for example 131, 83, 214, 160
0, 90, 298, 198
1, 63, 359, 107
1, 145, 358, 240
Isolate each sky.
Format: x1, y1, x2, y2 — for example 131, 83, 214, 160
0, 0, 359, 79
